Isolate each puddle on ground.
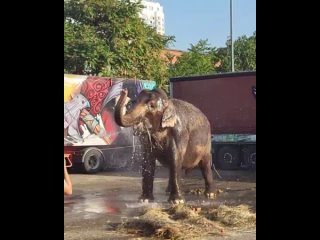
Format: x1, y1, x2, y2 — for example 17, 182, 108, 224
64, 190, 222, 223
64, 182, 255, 223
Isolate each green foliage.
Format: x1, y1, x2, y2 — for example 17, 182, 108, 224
234, 31, 256, 71
216, 31, 256, 72
64, 0, 174, 87
168, 39, 217, 78
64, 0, 255, 83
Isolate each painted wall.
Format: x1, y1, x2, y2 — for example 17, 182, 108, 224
64, 74, 156, 147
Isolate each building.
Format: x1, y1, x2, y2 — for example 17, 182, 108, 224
161, 49, 184, 64
138, 0, 165, 35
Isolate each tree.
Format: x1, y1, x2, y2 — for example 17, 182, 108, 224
214, 47, 229, 72
168, 39, 218, 78
64, 0, 174, 87
216, 31, 256, 72
234, 31, 256, 71
64, 21, 112, 74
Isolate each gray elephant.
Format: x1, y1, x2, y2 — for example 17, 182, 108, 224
114, 88, 216, 204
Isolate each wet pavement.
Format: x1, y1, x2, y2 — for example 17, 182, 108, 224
64, 167, 256, 239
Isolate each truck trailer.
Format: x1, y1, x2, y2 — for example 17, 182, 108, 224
170, 71, 256, 170
64, 74, 156, 173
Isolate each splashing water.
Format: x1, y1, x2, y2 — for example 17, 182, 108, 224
144, 124, 153, 152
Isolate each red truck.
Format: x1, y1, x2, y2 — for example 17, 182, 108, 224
170, 71, 256, 170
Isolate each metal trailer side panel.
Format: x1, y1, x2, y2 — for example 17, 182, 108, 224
170, 72, 256, 134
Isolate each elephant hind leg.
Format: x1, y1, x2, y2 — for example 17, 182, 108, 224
165, 180, 171, 194
199, 153, 217, 198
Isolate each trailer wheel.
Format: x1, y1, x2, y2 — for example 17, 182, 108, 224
82, 148, 105, 174
216, 146, 240, 170
242, 145, 256, 170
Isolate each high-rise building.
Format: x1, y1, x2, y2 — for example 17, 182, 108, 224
138, 0, 165, 35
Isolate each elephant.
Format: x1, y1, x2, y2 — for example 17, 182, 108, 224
114, 88, 216, 204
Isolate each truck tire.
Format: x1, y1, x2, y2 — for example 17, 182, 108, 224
82, 147, 105, 174
216, 146, 240, 170
242, 145, 256, 170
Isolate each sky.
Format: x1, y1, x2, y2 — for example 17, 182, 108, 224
157, 0, 256, 51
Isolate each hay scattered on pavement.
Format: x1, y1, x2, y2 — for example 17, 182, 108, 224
118, 205, 218, 239
208, 204, 256, 229
117, 203, 255, 239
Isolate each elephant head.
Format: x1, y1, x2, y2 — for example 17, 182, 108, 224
114, 88, 176, 133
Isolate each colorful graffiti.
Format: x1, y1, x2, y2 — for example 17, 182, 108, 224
64, 75, 156, 146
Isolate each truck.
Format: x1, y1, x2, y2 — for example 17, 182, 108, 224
64, 74, 156, 173
169, 71, 256, 170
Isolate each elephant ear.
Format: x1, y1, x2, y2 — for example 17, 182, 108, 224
161, 101, 177, 128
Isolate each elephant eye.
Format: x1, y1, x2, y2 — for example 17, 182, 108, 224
149, 102, 156, 108
127, 100, 135, 110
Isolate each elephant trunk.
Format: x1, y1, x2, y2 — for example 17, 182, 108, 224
114, 90, 143, 127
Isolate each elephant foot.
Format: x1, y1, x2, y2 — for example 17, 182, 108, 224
168, 195, 185, 204
171, 199, 185, 204
205, 185, 218, 198
205, 187, 218, 198
139, 194, 154, 203
205, 191, 217, 199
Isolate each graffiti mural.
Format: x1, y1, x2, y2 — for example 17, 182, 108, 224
64, 75, 156, 147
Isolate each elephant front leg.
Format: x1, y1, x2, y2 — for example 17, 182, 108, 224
166, 168, 183, 194
168, 143, 184, 204
140, 151, 156, 202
